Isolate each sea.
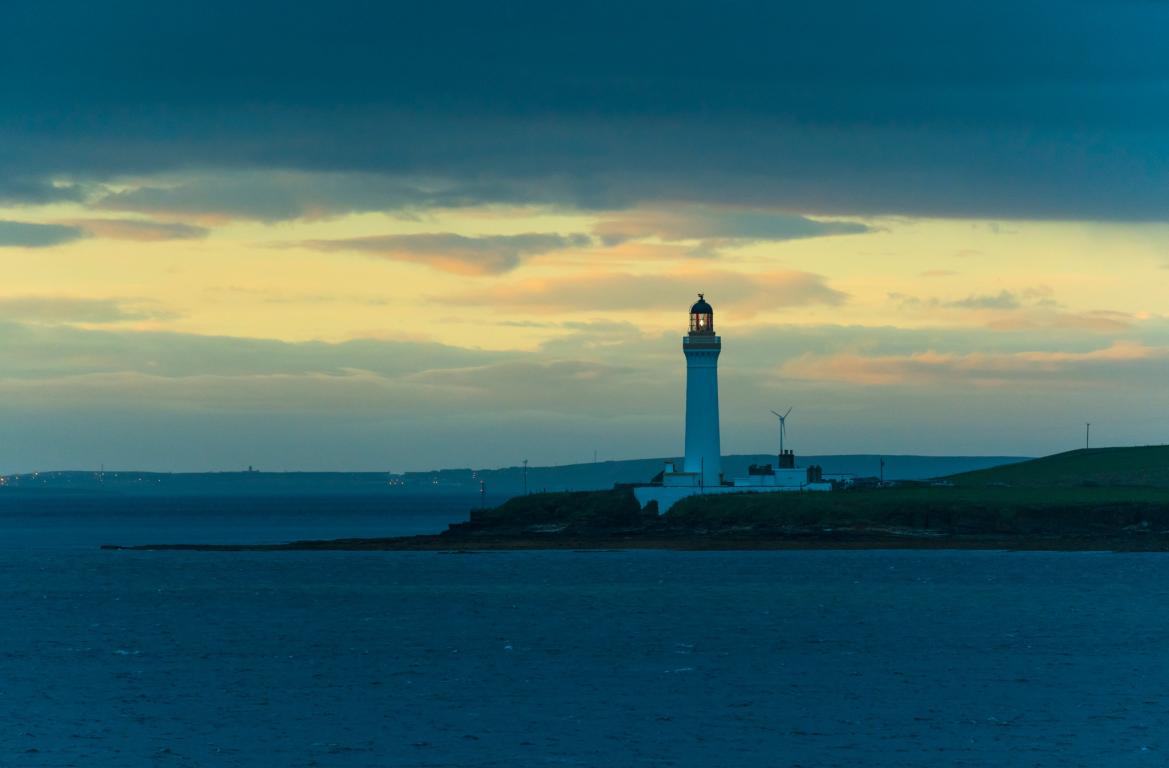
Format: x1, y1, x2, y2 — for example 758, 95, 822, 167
2, 493, 1168, 767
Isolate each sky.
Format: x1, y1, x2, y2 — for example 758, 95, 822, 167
2, 0, 1169, 472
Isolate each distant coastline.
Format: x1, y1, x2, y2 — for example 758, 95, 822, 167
102, 446, 1169, 554
3, 453, 1029, 497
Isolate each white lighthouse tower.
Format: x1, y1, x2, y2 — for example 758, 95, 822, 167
683, 294, 722, 486
633, 293, 832, 513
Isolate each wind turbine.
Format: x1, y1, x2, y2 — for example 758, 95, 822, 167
770, 407, 792, 455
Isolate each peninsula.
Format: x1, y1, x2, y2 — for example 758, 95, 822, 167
104, 446, 1169, 553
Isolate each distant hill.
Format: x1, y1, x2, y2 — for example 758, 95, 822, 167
434, 454, 1029, 495
947, 446, 1169, 488
0, 470, 399, 496
1, 454, 1028, 498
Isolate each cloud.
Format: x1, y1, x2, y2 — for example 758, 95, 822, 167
0, 220, 85, 248
67, 218, 209, 241
890, 287, 1132, 332
0, 297, 175, 324
594, 207, 870, 245
0, 178, 84, 206
946, 290, 1021, 310
442, 270, 846, 313
296, 232, 593, 274
8, 317, 1112, 387
0, 323, 656, 436
406, 360, 647, 409
3, 317, 1169, 470
3, 3, 1169, 219
535, 320, 661, 357
778, 342, 1167, 387
984, 309, 1134, 333
590, 241, 703, 262
0, 321, 511, 380
94, 172, 581, 222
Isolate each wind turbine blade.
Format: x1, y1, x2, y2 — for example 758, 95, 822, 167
784, 407, 793, 418
770, 410, 782, 418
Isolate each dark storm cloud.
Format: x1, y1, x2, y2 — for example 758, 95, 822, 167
0, 178, 84, 206
94, 173, 569, 222
4, 1, 1169, 218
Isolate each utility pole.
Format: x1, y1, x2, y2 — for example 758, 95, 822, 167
1086, 422, 1091, 450
522, 459, 528, 495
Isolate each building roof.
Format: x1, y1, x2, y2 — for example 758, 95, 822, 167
690, 294, 713, 314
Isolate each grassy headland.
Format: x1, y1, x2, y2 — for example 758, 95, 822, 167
104, 446, 1169, 552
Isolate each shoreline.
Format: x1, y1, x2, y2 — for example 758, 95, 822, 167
99, 480, 1169, 554
102, 530, 1169, 553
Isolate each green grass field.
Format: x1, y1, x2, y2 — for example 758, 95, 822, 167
666, 485, 1169, 534
945, 445, 1169, 488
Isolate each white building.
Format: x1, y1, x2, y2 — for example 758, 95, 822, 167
634, 294, 832, 514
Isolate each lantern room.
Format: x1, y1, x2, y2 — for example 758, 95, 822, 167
689, 293, 714, 335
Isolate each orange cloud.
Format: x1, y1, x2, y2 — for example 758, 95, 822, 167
592, 241, 702, 262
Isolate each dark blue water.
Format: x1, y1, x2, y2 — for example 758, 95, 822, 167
0, 494, 475, 550
2, 496, 1168, 766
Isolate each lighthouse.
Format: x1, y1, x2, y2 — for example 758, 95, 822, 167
633, 293, 831, 512
683, 294, 722, 486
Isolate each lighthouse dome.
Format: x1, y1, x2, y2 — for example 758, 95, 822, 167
689, 293, 715, 335
690, 295, 713, 314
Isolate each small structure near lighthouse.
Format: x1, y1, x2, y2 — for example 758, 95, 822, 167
634, 294, 832, 513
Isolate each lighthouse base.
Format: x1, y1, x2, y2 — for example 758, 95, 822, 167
634, 481, 831, 515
